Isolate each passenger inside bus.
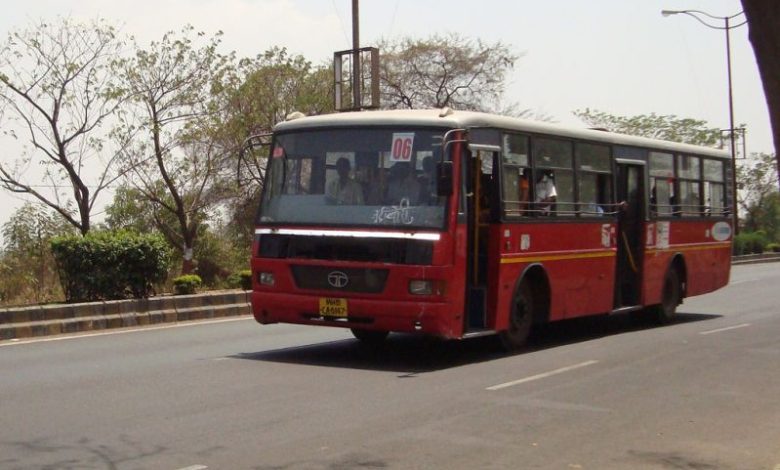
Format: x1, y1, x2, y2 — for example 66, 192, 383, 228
326, 157, 364, 205
519, 169, 530, 213
535, 170, 557, 214
387, 162, 421, 205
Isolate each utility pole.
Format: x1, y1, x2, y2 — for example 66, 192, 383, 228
662, 9, 746, 234
333, 0, 377, 111
352, 0, 361, 109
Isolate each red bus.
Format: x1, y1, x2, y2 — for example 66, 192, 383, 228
250, 109, 732, 348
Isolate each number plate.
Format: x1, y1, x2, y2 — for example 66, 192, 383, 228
319, 298, 348, 318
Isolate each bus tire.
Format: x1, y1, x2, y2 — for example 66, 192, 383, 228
648, 268, 681, 324
351, 328, 389, 345
498, 282, 533, 351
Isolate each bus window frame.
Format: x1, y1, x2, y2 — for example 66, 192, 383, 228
531, 135, 576, 218
575, 141, 613, 218
677, 154, 703, 217
702, 157, 727, 216
648, 150, 676, 218
498, 132, 531, 221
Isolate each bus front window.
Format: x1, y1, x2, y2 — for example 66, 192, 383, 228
258, 128, 448, 229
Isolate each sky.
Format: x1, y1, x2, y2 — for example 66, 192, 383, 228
0, 0, 772, 232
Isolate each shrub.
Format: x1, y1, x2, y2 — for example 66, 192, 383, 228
766, 243, 780, 253
227, 270, 252, 290
732, 234, 746, 256
239, 270, 252, 290
732, 231, 769, 256
173, 274, 202, 295
51, 231, 171, 302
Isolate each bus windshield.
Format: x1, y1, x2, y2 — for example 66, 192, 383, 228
258, 128, 448, 230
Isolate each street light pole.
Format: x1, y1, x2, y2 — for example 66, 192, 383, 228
724, 15, 739, 235
661, 9, 746, 234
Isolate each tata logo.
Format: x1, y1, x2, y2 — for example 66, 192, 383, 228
327, 271, 349, 288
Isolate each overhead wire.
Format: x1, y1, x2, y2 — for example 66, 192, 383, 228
331, 0, 351, 48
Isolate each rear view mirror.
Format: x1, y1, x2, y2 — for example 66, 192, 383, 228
436, 161, 453, 197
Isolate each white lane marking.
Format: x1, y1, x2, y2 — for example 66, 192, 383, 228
487, 360, 599, 391
729, 278, 759, 286
176, 466, 208, 470
699, 323, 751, 336
0, 317, 253, 347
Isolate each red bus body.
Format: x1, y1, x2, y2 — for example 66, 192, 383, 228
250, 110, 732, 342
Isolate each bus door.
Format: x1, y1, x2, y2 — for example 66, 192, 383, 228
614, 160, 646, 308
465, 146, 500, 330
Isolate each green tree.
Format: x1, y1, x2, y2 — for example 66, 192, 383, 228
224, 47, 334, 244
104, 184, 159, 234
0, 203, 75, 304
115, 26, 234, 273
738, 152, 780, 239
0, 17, 127, 235
378, 34, 521, 113
227, 47, 333, 139
573, 109, 722, 146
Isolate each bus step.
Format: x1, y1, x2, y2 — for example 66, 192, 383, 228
462, 329, 497, 339
467, 287, 487, 328
610, 305, 643, 315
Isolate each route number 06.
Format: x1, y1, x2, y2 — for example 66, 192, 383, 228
390, 133, 415, 162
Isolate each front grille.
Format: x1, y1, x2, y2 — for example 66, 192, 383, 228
290, 266, 389, 293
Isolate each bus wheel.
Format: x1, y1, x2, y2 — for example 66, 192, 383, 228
351, 328, 389, 345
649, 268, 681, 324
498, 282, 533, 351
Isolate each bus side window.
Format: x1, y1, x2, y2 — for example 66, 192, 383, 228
678, 155, 702, 216
579, 173, 607, 216
703, 181, 725, 216
502, 167, 530, 217
703, 159, 725, 216
501, 133, 530, 218
533, 137, 573, 216
576, 142, 612, 216
649, 151, 675, 217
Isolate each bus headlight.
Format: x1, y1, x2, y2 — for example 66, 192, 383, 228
409, 280, 443, 296
258, 272, 275, 286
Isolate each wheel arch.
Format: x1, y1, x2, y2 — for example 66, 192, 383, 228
517, 263, 552, 324
666, 253, 688, 299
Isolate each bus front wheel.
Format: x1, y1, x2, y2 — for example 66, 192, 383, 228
648, 268, 682, 324
351, 328, 389, 345
498, 282, 533, 351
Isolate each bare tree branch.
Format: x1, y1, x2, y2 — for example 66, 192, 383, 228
0, 17, 127, 234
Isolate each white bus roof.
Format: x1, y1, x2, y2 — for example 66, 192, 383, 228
274, 109, 731, 160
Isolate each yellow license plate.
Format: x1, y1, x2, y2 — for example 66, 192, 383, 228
319, 298, 348, 318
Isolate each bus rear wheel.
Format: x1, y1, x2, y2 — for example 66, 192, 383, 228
648, 268, 681, 324
351, 328, 389, 345
498, 282, 533, 351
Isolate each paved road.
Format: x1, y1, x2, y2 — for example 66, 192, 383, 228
1, 264, 779, 470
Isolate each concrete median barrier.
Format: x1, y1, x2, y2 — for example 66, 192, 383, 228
0, 290, 251, 341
